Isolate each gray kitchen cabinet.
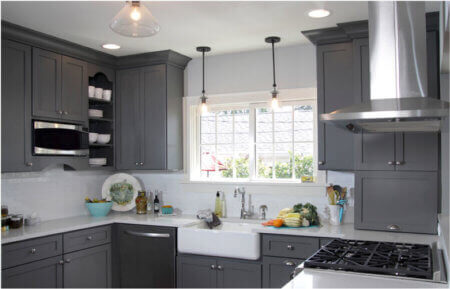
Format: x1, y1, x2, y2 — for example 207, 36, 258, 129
116, 64, 184, 170
316, 42, 354, 171
1, 40, 33, 172
355, 171, 438, 234
263, 256, 301, 288
63, 244, 112, 288
177, 255, 217, 288
32, 48, 88, 124
2, 256, 63, 288
353, 36, 439, 171
262, 234, 319, 259
32, 47, 62, 119
177, 254, 261, 288
117, 224, 176, 288
61, 55, 88, 123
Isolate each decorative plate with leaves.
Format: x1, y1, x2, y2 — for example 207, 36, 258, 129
102, 173, 142, 211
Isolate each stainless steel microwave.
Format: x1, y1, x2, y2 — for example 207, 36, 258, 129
33, 121, 89, 156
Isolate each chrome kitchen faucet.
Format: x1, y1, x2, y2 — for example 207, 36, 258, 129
234, 187, 252, 219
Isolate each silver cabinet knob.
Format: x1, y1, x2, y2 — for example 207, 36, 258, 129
135, 162, 139, 166
217, 265, 223, 271
26, 162, 33, 167
86, 236, 93, 241
57, 110, 63, 115
387, 161, 395, 165
140, 162, 144, 166
30, 248, 36, 254
286, 244, 294, 250
395, 161, 404, 165
284, 261, 295, 267
387, 224, 400, 231
63, 111, 68, 115
65, 259, 71, 263
58, 260, 64, 265
318, 161, 325, 165
210, 264, 216, 270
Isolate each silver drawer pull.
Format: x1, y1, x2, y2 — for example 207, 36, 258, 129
210, 265, 216, 270
387, 161, 395, 165
395, 161, 404, 165
124, 230, 170, 238
318, 161, 325, 165
217, 265, 223, 271
286, 244, 294, 250
30, 248, 36, 254
58, 260, 64, 265
387, 224, 400, 231
284, 261, 295, 267
86, 236, 93, 241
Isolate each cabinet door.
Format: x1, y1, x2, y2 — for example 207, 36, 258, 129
355, 171, 438, 234
118, 224, 176, 288
353, 38, 396, 170
2, 256, 63, 288
32, 48, 62, 119
177, 255, 217, 288
317, 42, 354, 170
395, 132, 438, 171
263, 256, 301, 288
1, 40, 33, 172
140, 65, 167, 169
61, 56, 88, 123
63, 244, 111, 288
217, 259, 261, 288
116, 68, 141, 169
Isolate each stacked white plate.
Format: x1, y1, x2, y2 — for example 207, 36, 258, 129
89, 158, 107, 166
88, 109, 103, 118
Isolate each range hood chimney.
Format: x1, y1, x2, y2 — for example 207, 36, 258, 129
320, 1, 449, 133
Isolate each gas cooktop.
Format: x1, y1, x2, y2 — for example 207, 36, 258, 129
304, 239, 434, 280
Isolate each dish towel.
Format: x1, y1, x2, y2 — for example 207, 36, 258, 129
196, 209, 221, 229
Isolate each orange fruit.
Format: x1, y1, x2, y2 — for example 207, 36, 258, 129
273, 219, 284, 227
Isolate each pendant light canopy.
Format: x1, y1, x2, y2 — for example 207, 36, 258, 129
265, 36, 281, 109
110, 1, 160, 38
197, 46, 211, 114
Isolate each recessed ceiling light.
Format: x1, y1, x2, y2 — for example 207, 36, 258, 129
308, 9, 331, 18
102, 43, 121, 50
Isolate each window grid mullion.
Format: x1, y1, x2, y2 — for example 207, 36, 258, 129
249, 106, 256, 181
292, 106, 295, 180
232, 111, 236, 179
272, 109, 275, 180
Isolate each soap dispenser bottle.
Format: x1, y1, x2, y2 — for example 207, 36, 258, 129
214, 191, 222, 218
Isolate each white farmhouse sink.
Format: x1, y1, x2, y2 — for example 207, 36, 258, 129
178, 221, 260, 260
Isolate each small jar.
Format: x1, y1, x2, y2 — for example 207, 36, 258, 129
135, 191, 148, 214
1, 205, 8, 217
10, 214, 23, 229
1, 216, 10, 232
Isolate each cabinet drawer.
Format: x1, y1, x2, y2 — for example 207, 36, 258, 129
262, 235, 319, 258
263, 256, 303, 288
63, 225, 111, 253
2, 235, 62, 269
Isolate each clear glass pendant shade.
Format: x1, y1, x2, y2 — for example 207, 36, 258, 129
110, 2, 160, 37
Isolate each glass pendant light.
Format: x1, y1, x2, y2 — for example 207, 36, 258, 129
197, 46, 211, 114
110, 1, 160, 37
265, 36, 281, 110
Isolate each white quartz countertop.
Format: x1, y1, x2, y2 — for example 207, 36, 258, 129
1, 213, 440, 246
283, 268, 447, 288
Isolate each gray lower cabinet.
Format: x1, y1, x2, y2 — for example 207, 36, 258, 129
63, 244, 112, 288
117, 224, 176, 288
1, 40, 33, 172
355, 171, 438, 234
177, 254, 261, 288
262, 256, 302, 288
316, 42, 355, 170
2, 256, 63, 288
116, 64, 184, 170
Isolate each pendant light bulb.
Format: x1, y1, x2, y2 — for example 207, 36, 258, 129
271, 94, 279, 110
197, 46, 211, 115
130, 6, 141, 21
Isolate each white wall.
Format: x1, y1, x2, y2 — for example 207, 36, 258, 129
1, 43, 355, 223
440, 73, 449, 256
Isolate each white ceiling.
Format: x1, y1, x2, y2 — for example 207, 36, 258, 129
1, 1, 441, 58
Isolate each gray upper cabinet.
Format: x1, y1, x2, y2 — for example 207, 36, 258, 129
61, 55, 88, 123
2, 256, 63, 288
355, 171, 438, 234
116, 64, 184, 170
1, 40, 33, 172
63, 244, 112, 288
32, 48, 62, 119
317, 42, 354, 171
32, 48, 87, 125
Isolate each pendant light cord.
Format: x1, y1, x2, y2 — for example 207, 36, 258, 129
202, 51, 205, 95
271, 41, 276, 89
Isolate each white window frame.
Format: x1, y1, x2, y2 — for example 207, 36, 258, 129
183, 88, 326, 186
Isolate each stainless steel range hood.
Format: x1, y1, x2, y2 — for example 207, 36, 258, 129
320, 1, 449, 133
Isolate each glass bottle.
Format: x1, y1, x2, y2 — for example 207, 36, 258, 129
135, 191, 148, 214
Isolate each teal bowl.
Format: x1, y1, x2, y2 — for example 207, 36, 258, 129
86, 202, 113, 217
161, 206, 173, 215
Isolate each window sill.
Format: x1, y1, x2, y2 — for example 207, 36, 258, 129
183, 178, 327, 188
